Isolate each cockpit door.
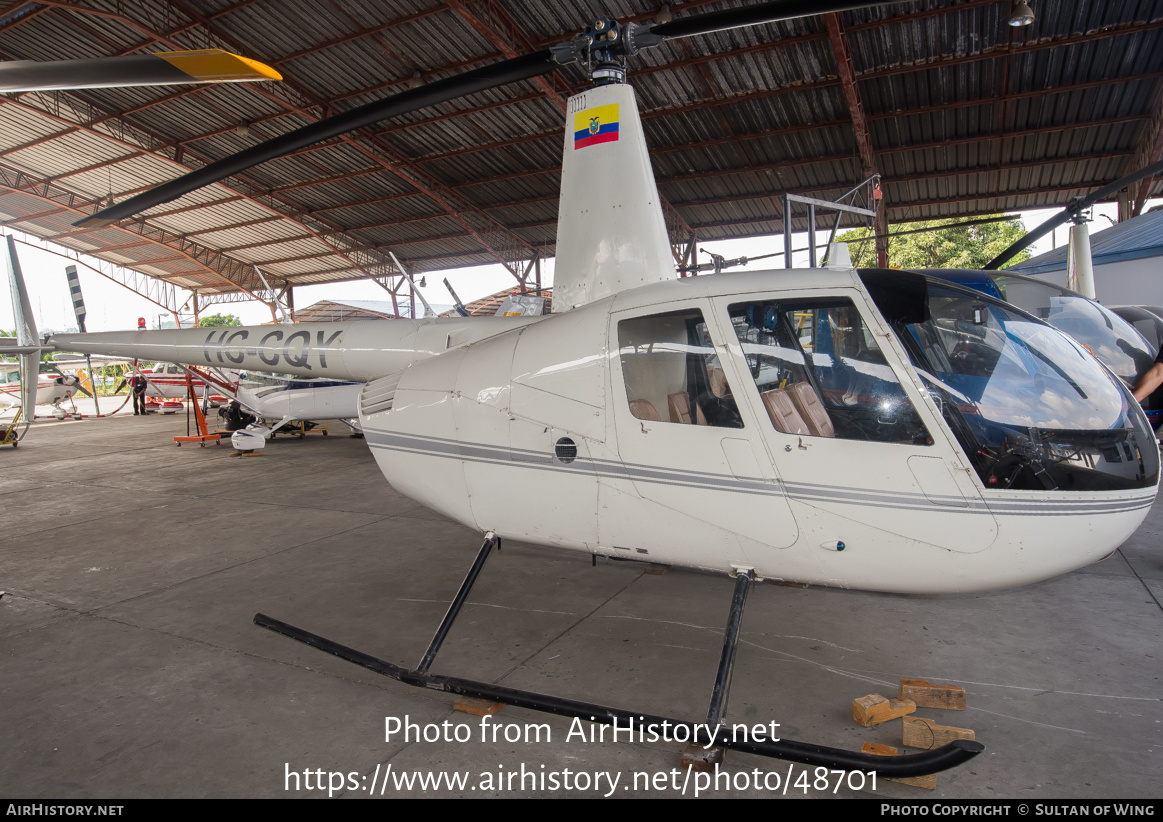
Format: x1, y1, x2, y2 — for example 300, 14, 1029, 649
607, 303, 798, 572
709, 290, 998, 562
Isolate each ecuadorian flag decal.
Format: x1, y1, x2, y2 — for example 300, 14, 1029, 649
574, 104, 620, 149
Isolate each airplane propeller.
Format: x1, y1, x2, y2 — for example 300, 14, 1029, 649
74, 0, 885, 229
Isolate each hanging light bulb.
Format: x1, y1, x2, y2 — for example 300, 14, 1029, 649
1009, 1, 1035, 26
655, 4, 673, 24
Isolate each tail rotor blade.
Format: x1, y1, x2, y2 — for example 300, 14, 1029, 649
65, 265, 87, 333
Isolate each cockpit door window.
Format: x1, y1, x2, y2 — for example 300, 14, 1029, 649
727, 298, 932, 445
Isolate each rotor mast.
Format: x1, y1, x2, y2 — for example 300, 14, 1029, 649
550, 19, 675, 311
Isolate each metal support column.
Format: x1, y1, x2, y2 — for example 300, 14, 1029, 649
783, 193, 792, 268
807, 203, 817, 268
416, 532, 500, 673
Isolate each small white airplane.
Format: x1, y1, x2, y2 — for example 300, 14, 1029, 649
138, 362, 236, 403
0, 360, 83, 417
49, 1, 1158, 777
223, 371, 365, 451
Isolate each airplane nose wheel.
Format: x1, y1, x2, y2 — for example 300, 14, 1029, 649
255, 535, 982, 777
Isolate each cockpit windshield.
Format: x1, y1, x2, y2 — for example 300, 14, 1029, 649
861, 271, 1159, 492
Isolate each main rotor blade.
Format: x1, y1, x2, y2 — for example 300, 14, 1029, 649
0, 50, 281, 93
75, 50, 556, 228
649, 0, 886, 40
985, 158, 1163, 270
74, 0, 895, 230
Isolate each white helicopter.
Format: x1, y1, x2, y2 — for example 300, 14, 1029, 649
50, 1, 1158, 777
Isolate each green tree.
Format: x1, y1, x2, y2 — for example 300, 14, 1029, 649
198, 313, 242, 327
837, 216, 1031, 270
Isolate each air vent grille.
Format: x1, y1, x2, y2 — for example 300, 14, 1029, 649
359, 370, 404, 417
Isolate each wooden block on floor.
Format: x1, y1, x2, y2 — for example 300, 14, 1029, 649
861, 742, 936, 790
902, 716, 976, 750
643, 563, 671, 575
853, 693, 916, 726
453, 696, 503, 717
680, 744, 724, 772
899, 678, 967, 710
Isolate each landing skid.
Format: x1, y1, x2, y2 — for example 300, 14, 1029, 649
255, 534, 982, 778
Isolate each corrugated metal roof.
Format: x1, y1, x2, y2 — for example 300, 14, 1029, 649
0, 0, 1159, 303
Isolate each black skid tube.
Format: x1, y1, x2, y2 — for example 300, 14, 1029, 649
254, 612, 982, 778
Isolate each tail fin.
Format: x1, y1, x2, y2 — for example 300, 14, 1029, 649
4, 235, 41, 416
6, 235, 37, 347
552, 83, 674, 311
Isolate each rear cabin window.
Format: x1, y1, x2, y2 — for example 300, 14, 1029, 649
618, 308, 742, 428
728, 299, 932, 445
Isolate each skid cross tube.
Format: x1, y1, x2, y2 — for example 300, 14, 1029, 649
417, 532, 499, 673
707, 569, 752, 728
254, 612, 981, 777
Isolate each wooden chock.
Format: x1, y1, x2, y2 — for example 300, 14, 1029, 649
853, 693, 916, 727
861, 742, 937, 790
681, 743, 724, 772
902, 715, 976, 750
899, 678, 967, 710
453, 696, 503, 717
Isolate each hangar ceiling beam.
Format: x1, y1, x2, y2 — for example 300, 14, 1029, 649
825, 13, 884, 267
13, 235, 189, 317
1130, 81, 1163, 217
0, 163, 268, 301
0, 93, 397, 288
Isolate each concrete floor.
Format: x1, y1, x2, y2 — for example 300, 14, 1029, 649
1, 407, 1160, 799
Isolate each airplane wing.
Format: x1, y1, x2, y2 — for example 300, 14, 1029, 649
49, 354, 135, 369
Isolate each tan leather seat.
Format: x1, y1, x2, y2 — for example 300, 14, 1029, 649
707, 366, 729, 398
629, 399, 662, 421
668, 391, 707, 425
788, 381, 835, 438
760, 387, 811, 436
